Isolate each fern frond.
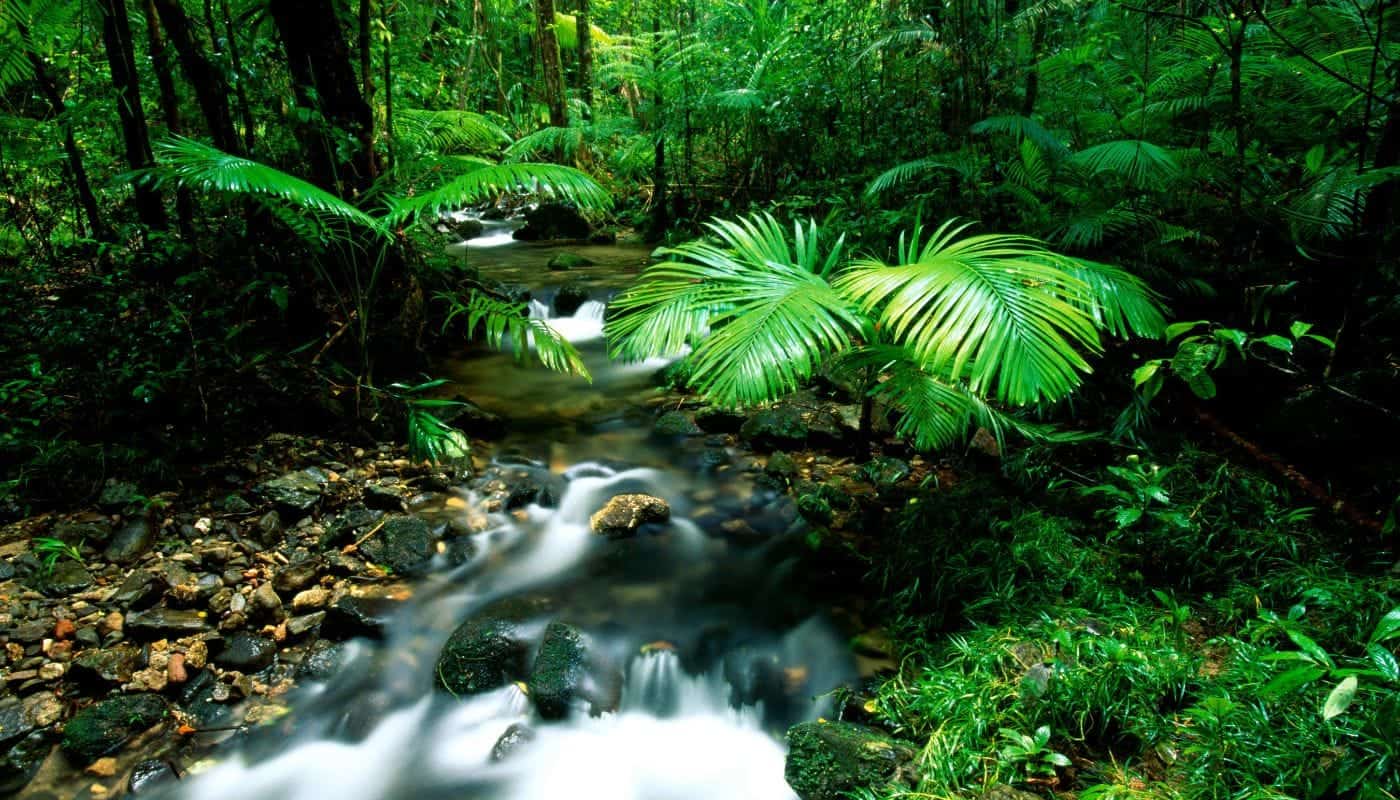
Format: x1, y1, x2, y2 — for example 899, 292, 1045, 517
394, 109, 509, 155
971, 115, 1070, 160
1069, 140, 1181, 188
866, 153, 983, 197
438, 291, 591, 380
383, 163, 609, 227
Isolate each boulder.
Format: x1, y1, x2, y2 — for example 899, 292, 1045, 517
490, 723, 536, 762
0, 730, 52, 795
784, 721, 917, 800
97, 480, 141, 511
60, 694, 168, 764
740, 406, 809, 451
454, 218, 485, 241
589, 494, 671, 538
525, 622, 617, 719
103, 520, 155, 564
513, 203, 591, 241
128, 758, 180, 795
70, 644, 144, 686
653, 411, 703, 437
553, 285, 591, 316
38, 559, 93, 597
321, 595, 399, 640
360, 516, 437, 577
434, 615, 530, 697
213, 633, 277, 672
257, 470, 325, 514
474, 464, 566, 510
547, 252, 596, 271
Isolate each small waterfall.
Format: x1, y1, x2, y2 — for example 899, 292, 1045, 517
527, 298, 607, 345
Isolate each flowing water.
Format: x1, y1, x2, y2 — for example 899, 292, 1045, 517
161, 233, 855, 799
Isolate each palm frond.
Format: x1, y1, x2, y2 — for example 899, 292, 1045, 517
438, 291, 591, 380
606, 213, 864, 408
1061, 259, 1167, 339
866, 153, 983, 197
393, 109, 509, 155
383, 163, 609, 227
1069, 140, 1181, 189
151, 136, 380, 232
504, 126, 588, 162
971, 115, 1070, 160
836, 219, 1104, 406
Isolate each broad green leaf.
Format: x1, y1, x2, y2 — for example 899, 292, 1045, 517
1367, 645, 1399, 682
1284, 628, 1335, 668
1261, 665, 1325, 697
1256, 335, 1294, 355
1370, 608, 1400, 644
1322, 676, 1358, 720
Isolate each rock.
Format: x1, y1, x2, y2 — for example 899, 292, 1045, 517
292, 587, 331, 612
70, 644, 144, 686
221, 494, 255, 514
128, 758, 179, 795
513, 203, 591, 241
859, 457, 910, 488
766, 451, 799, 478
124, 608, 209, 639
694, 405, 745, 433
784, 721, 916, 800
258, 471, 324, 514
60, 694, 168, 764
740, 406, 809, 451
589, 229, 618, 245
435, 616, 529, 697
38, 559, 94, 597
490, 723, 536, 762
98, 480, 141, 511
253, 582, 285, 621
653, 411, 703, 437
103, 520, 155, 564
364, 483, 406, 511
257, 510, 283, 544
213, 633, 277, 671
547, 252, 595, 271
321, 595, 398, 640
0, 730, 52, 795
296, 640, 347, 681
52, 519, 112, 546
86, 756, 119, 777
527, 622, 619, 718
474, 464, 566, 510
589, 494, 671, 538
112, 569, 164, 609
553, 284, 590, 316
360, 516, 436, 577
286, 612, 325, 637
454, 218, 485, 240
0, 699, 37, 751
272, 561, 322, 595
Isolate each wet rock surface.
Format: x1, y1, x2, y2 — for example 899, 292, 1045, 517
589, 494, 671, 538
784, 720, 917, 800
60, 693, 168, 764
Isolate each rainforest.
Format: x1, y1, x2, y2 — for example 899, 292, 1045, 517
0, 0, 1397, 798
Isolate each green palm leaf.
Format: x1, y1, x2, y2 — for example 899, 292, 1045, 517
1062, 259, 1167, 340
606, 213, 864, 408
151, 136, 381, 232
383, 163, 609, 228
1069, 140, 1181, 189
837, 220, 1103, 406
438, 291, 591, 381
866, 152, 983, 197
394, 109, 510, 155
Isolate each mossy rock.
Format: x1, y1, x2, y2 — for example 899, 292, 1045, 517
360, 516, 436, 577
527, 622, 589, 719
740, 405, 810, 451
435, 615, 530, 697
547, 252, 596, 271
60, 694, 168, 765
653, 411, 703, 437
784, 720, 916, 800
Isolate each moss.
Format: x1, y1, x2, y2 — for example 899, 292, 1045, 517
60, 694, 168, 764
435, 616, 529, 697
784, 720, 916, 800
528, 622, 588, 719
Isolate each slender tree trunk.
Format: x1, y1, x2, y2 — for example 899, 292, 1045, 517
534, 0, 569, 129
268, 0, 376, 196
141, 0, 194, 233
218, 0, 256, 151
98, 0, 166, 229
152, 0, 241, 153
359, 0, 378, 179
577, 0, 593, 118
382, 1, 394, 172
1022, 21, 1045, 117
649, 15, 667, 237
1228, 22, 1245, 217
20, 26, 105, 241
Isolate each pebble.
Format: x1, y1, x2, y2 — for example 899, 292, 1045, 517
291, 587, 330, 612
86, 758, 118, 777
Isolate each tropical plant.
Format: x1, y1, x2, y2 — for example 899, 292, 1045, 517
30, 535, 84, 578
381, 379, 471, 465
606, 212, 1164, 451
997, 725, 1072, 784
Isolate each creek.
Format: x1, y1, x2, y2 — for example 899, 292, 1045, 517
159, 229, 856, 800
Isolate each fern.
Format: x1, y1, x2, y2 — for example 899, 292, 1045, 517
438, 291, 591, 381
384, 163, 609, 228
394, 109, 509, 155
1069, 140, 1181, 189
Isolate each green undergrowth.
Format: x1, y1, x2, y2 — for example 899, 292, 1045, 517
860, 447, 1399, 800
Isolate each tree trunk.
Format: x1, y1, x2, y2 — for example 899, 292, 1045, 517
20, 25, 105, 241
577, 0, 594, 118
649, 15, 667, 238
140, 0, 194, 233
534, 0, 569, 130
359, 0, 378, 179
218, 0, 256, 151
151, 0, 241, 153
1022, 21, 1045, 117
268, 0, 376, 196
98, 0, 166, 229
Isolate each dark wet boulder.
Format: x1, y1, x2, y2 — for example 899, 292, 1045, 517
60, 694, 169, 764
360, 516, 436, 577
297, 640, 349, 681
51, 519, 112, 546
0, 730, 52, 795
321, 595, 400, 640
527, 623, 586, 719
653, 411, 703, 437
103, 520, 155, 564
589, 494, 671, 538
740, 405, 809, 451
37, 559, 93, 597
111, 569, 165, 609
784, 721, 917, 800
475, 464, 566, 510
70, 644, 144, 686
363, 483, 406, 511
272, 560, 323, 596
490, 723, 536, 762
257, 470, 325, 514
547, 252, 596, 271
694, 405, 744, 433
553, 284, 591, 316
97, 480, 141, 511
766, 451, 799, 478
213, 632, 278, 672
128, 758, 180, 795
589, 229, 618, 245
454, 218, 485, 240
435, 614, 530, 697
513, 203, 591, 241
124, 607, 210, 639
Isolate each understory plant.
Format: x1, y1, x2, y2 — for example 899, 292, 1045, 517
605, 212, 1165, 450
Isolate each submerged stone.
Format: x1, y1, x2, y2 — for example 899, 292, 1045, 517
435, 615, 530, 697
527, 623, 589, 719
360, 516, 436, 577
784, 721, 916, 800
60, 694, 168, 764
